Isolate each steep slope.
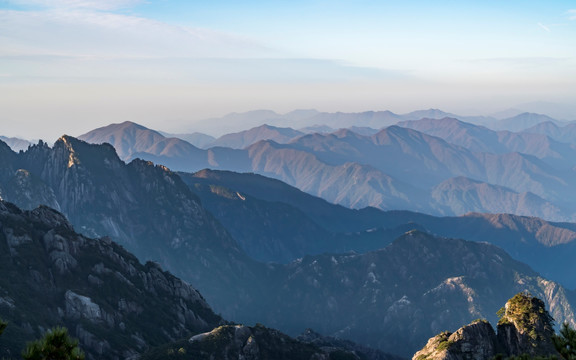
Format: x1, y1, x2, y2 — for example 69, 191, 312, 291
0, 201, 223, 359
246, 139, 431, 212
180, 169, 401, 233
181, 171, 417, 263
259, 231, 575, 357
208, 124, 304, 149
288, 126, 484, 188
431, 176, 568, 220
0, 137, 264, 317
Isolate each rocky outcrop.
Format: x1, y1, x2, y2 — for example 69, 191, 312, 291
412, 293, 559, 360
143, 324, 360, 360
413, 321, 498, 360
496, 293, 557, 357
0, 200, 223, 360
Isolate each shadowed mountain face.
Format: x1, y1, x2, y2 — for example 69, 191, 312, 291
0, 137, 265, 318
0, 200, 223, 359
178, 169, 576, 289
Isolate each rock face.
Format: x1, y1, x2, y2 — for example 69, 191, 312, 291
413, 293, 559, 360
0, 200, 222, 360
142, 324, 360, 360
0, 136, 263, 316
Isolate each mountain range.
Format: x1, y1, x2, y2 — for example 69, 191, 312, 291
79, 119, 576, 223
2, 136, 576, 357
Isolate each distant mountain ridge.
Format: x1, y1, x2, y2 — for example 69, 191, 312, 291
77, 120, 576, 223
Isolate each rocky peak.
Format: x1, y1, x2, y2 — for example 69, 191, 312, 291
496, 293, 557, 357
412, 293, 559, 360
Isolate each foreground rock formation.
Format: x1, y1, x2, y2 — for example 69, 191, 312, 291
413, 293, 559, 360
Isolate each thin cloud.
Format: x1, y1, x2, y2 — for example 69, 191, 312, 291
5, 0, 142, 10
569, 9, 576, 20
537, 22, 551, 32
0, 9, 275, 58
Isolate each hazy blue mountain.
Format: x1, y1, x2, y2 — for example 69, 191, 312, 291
207, 124, 304, 149
431, 176, 568, 220
78, 121, 240, 172
78, 121, 166, 160
159, 131, 216, 148
298, 125, 335, 133
491, 112, 561, 132
0, 136, 32, 152
0, 200, 223, 359
284, 125, 574, 203
77, 121, 576, 221
246, 139, 432, 212
286, 126, 484, 188
347, 126, 380, 136
398, 117, 576, 168
523, 121, 576, 144
188, 108, 498, 136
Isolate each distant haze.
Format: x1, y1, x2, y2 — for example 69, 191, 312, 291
1, 0, 575, 140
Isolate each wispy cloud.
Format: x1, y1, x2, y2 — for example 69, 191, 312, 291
537, 22, 551, 32
568, 9, 576, 20
0, 9, 274, 59
5, 0, 142, 10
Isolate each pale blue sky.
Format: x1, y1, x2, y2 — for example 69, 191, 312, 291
0, 0, 575, 139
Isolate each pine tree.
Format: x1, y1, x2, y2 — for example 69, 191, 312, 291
553, 322, 576, 360
0, 318, 6, 336
21, 327, 85, 360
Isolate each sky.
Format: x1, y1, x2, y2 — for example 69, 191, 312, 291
0, 0, 575, 140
